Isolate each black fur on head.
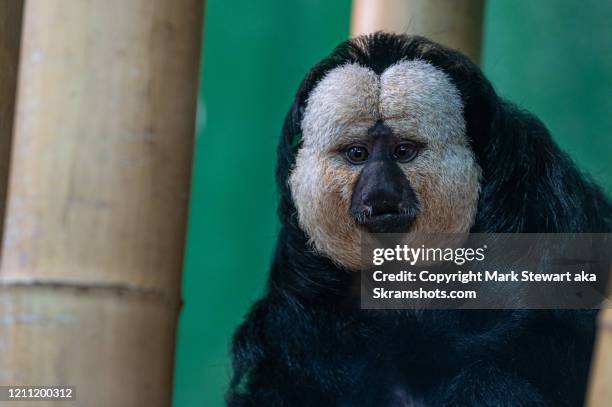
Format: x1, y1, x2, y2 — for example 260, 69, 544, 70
278, 32, 611, 234
229, 33, 612, 407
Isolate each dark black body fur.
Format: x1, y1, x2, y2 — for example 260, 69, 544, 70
227, 34, 612, 406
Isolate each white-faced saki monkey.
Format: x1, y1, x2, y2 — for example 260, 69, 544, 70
227, 33, 612, 407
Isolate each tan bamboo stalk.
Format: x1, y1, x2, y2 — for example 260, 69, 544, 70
0, 0, 23, 242
587, 300, 612, 405
0, 0, 203, 406
351, 0, 485, 63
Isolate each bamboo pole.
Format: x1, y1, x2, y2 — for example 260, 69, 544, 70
0, 0, 23, 243
587, 301, 612, 405
0, 0, 203, 406
351, 0, 485, 63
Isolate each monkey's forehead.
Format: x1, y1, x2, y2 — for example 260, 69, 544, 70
301, 60, 466, 150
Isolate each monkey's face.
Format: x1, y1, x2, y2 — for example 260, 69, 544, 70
289, 60, 481, 269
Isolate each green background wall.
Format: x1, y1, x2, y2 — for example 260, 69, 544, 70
173, 1, 611, 406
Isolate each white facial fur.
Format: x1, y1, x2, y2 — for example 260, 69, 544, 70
289, 60, 481, 270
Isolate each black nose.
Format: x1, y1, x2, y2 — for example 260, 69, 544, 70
362, 190, 402, 216
354, 159, 411, 215
350, 159, 419, 233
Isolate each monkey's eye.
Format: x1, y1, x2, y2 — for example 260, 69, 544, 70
345, 146, 369, 164
393, 142, 419, 163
